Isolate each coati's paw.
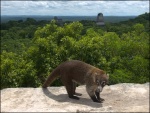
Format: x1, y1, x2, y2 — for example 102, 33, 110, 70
93, 99, 103, 103
91, 96, 102, 103
74, 92, 82, 96
69, 95, 80, 100
96, 98, 104, 103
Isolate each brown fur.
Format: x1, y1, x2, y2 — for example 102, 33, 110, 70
42, 60, 109, 103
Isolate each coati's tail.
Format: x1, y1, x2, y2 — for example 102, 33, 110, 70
42, 67, 60, 88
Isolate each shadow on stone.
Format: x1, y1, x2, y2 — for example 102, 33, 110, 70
42, 87, 102, 108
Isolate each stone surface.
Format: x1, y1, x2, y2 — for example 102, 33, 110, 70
1, 83, 149, 112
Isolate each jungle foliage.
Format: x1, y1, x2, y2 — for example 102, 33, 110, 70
1, 13, 149, 89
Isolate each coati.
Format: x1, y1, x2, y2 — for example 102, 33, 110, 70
42, 60, 109, 103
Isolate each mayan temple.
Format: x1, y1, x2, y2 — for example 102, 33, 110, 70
96, 13, 105, 26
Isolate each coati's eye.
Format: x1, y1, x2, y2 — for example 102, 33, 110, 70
101, 81, 106, 87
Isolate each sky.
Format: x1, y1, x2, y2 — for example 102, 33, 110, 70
1, 1, 149, 16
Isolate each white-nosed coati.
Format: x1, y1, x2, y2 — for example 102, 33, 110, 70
42, 60, 109, 103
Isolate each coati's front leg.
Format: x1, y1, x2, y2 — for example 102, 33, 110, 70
86, 86, 100, 103
95, 91, 105, 102
95, 91, 100, 101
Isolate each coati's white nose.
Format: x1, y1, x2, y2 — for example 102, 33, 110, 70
96, 86, 103, 92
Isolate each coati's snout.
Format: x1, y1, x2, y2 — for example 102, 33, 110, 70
95, 81, 107, 92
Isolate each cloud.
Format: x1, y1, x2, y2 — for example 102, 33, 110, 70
1, 1, 149, 16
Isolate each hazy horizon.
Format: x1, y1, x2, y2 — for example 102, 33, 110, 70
1, 15, 137, 23
1, 14, 139, 17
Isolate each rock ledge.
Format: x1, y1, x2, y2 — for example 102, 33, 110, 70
1, 83, 149, 112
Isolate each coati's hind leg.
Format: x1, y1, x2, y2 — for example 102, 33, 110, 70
73, 82, 82, 96
64, 80, 80, 100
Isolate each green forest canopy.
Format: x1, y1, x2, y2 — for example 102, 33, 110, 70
1, 13, 149, 89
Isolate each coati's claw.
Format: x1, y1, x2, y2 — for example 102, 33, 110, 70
100, 98, 105, 101
93, 99, 103, 103
69, 96, 80, 100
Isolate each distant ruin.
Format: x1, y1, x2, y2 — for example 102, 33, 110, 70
54, 16, 63, 26
96, 13, 105, 26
